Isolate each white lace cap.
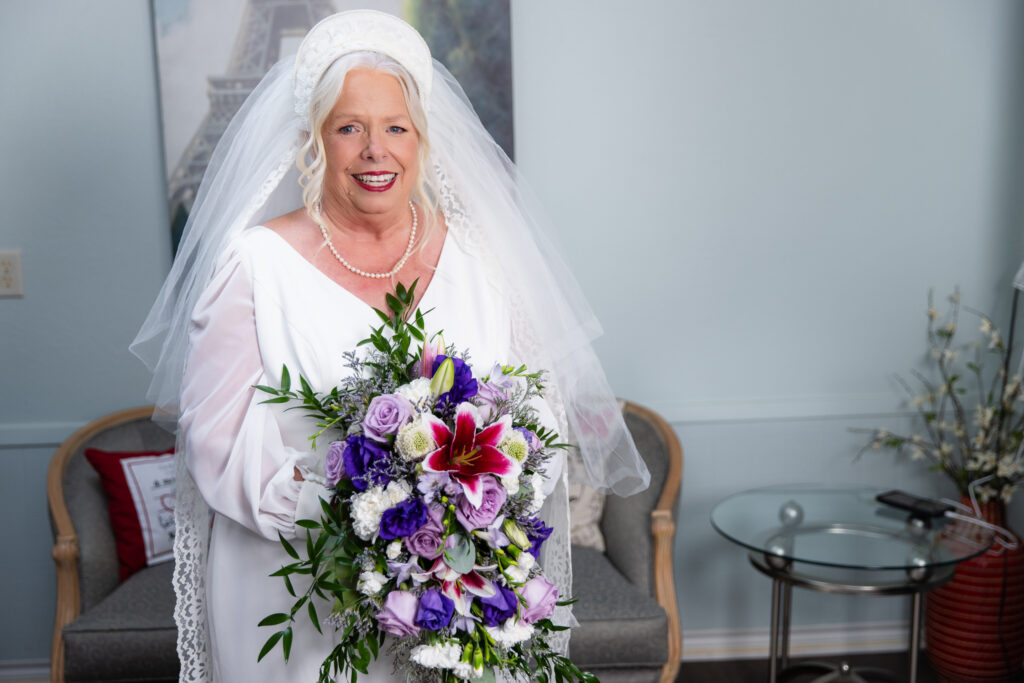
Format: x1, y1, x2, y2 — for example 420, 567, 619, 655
293, 10, 433, 123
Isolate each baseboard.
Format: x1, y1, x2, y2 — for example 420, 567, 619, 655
0, 659, 48, 680
683, 620, 909, 661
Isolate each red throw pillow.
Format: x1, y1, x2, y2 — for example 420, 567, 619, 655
84, 447, 176, 581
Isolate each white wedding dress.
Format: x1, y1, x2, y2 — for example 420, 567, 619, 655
179, 225, 559, 683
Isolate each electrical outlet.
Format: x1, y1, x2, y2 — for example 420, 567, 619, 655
0, 250, 24, 297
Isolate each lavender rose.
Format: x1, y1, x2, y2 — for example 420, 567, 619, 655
324, 440, 346, 487
342, 435, 391, 491
406, 505, 445, 559
414, 588, 454, 631
455, 475, 506, 530
520, 576, 558, 624
363, 394, 413, 443
478, 583, 518, 627
475, 381, 507, 424
379, 497, 429, 540
376, 590, 420, 637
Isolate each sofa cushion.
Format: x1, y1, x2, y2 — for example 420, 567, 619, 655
569, 545, 668, 669
63, 561, 178, 683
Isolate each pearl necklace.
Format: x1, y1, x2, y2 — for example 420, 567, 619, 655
313, 201, 418, 279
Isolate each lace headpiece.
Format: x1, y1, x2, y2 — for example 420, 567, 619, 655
293, 9, 433, 123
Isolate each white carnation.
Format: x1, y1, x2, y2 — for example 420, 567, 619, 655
498, 430, 529, 462
499, 458, 523, 495
485, 618, 535, 646
357, 570, 387, 596
351, 487, 389, 540
453, 660, 484, 680
505, 564, 529, 584
527, 472, 546, 514
396, 378, 435, 411
386, 541, 403, 560
410, 642, 462, 670
385, 479, 412, 505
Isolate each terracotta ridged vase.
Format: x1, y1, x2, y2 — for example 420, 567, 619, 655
926, 499, 1024, 682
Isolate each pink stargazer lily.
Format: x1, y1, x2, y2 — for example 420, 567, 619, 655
423, 404, 515, 508
426, 557, 496, 615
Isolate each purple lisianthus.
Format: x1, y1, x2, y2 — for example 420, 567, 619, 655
342, 435, 391, 491
405, 505, 445, 559
432, 355, 478, 409
478, 583, 518, 627
454, 475, 506, 530
376, 590, 420, 637
520, 577, 558, 624
524, 517, 553, 557
324, 440, 346, 487
379, 497, 429, 540
414, 588, 454, 631
363, 394, 413, 443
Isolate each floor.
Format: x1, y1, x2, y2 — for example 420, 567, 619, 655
676, 650, 1024, 682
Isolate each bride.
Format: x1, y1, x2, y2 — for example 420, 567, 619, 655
132, 10, 648, 682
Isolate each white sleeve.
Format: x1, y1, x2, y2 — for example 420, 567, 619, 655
178, 243, 329, 540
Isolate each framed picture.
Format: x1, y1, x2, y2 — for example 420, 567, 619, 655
152, 0, 513, 249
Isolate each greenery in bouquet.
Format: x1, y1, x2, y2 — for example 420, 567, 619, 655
863, 289, 1024, 504
254, 282, 594, 683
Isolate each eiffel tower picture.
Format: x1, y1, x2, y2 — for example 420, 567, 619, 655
166, 0, 335, 246
158, 0, 512, 249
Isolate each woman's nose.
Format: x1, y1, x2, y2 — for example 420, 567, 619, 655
361, 131, 387, 160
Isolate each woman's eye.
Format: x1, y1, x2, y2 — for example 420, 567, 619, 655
388, 125, 407, 134
338, 124, 357, 134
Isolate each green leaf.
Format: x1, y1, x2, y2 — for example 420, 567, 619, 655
258, 630, 283, 662
282, 626, 293, 660
278, 532, 299, 560
308, 601, 322, 635
296, 519, 321, 530
281, 365, 291, 392
385, 292, 403, 315
258, 612, 290, 627
443, 533, 476, 574
259, 396, 291, 404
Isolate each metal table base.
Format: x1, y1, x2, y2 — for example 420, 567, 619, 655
749, 553, 955, 683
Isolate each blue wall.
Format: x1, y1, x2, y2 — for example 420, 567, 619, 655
2, 0, 1023, 668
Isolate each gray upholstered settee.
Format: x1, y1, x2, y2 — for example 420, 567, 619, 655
568, 400, 683, 683
49, 402, 681, 683
48, 406, 178, 683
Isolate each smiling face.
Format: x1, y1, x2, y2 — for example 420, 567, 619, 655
320, 68, 420, 222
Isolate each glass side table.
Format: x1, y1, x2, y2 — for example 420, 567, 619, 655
711, 484, 994, 683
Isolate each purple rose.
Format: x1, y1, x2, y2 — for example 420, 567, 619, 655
432, 355, 478, 409
342, 435, 391, 491
406, 505, 445, 558
324, 440, 346, 487
478, 583, 518, 627
475, 381, 508, 423
376, 590, 420, 637
379, 497, 429, 540
524, 517, 553, 557
455, 475, 506, 530
414, 588, 454, 631
520, 577, 558, 624
363, 394, 413, 443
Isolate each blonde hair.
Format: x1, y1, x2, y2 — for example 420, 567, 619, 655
296, 51, 439, 250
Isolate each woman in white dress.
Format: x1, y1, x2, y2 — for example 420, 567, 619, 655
132, 10, 649, 683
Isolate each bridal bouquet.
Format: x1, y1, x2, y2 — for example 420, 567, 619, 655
255, 283, 594, 683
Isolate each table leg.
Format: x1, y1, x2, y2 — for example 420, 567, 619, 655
781, 582, 793, 670
769, 577, 782, 683
908, 591, 922, 683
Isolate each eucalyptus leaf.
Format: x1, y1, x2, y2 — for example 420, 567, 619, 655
443, 533, 476, 574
